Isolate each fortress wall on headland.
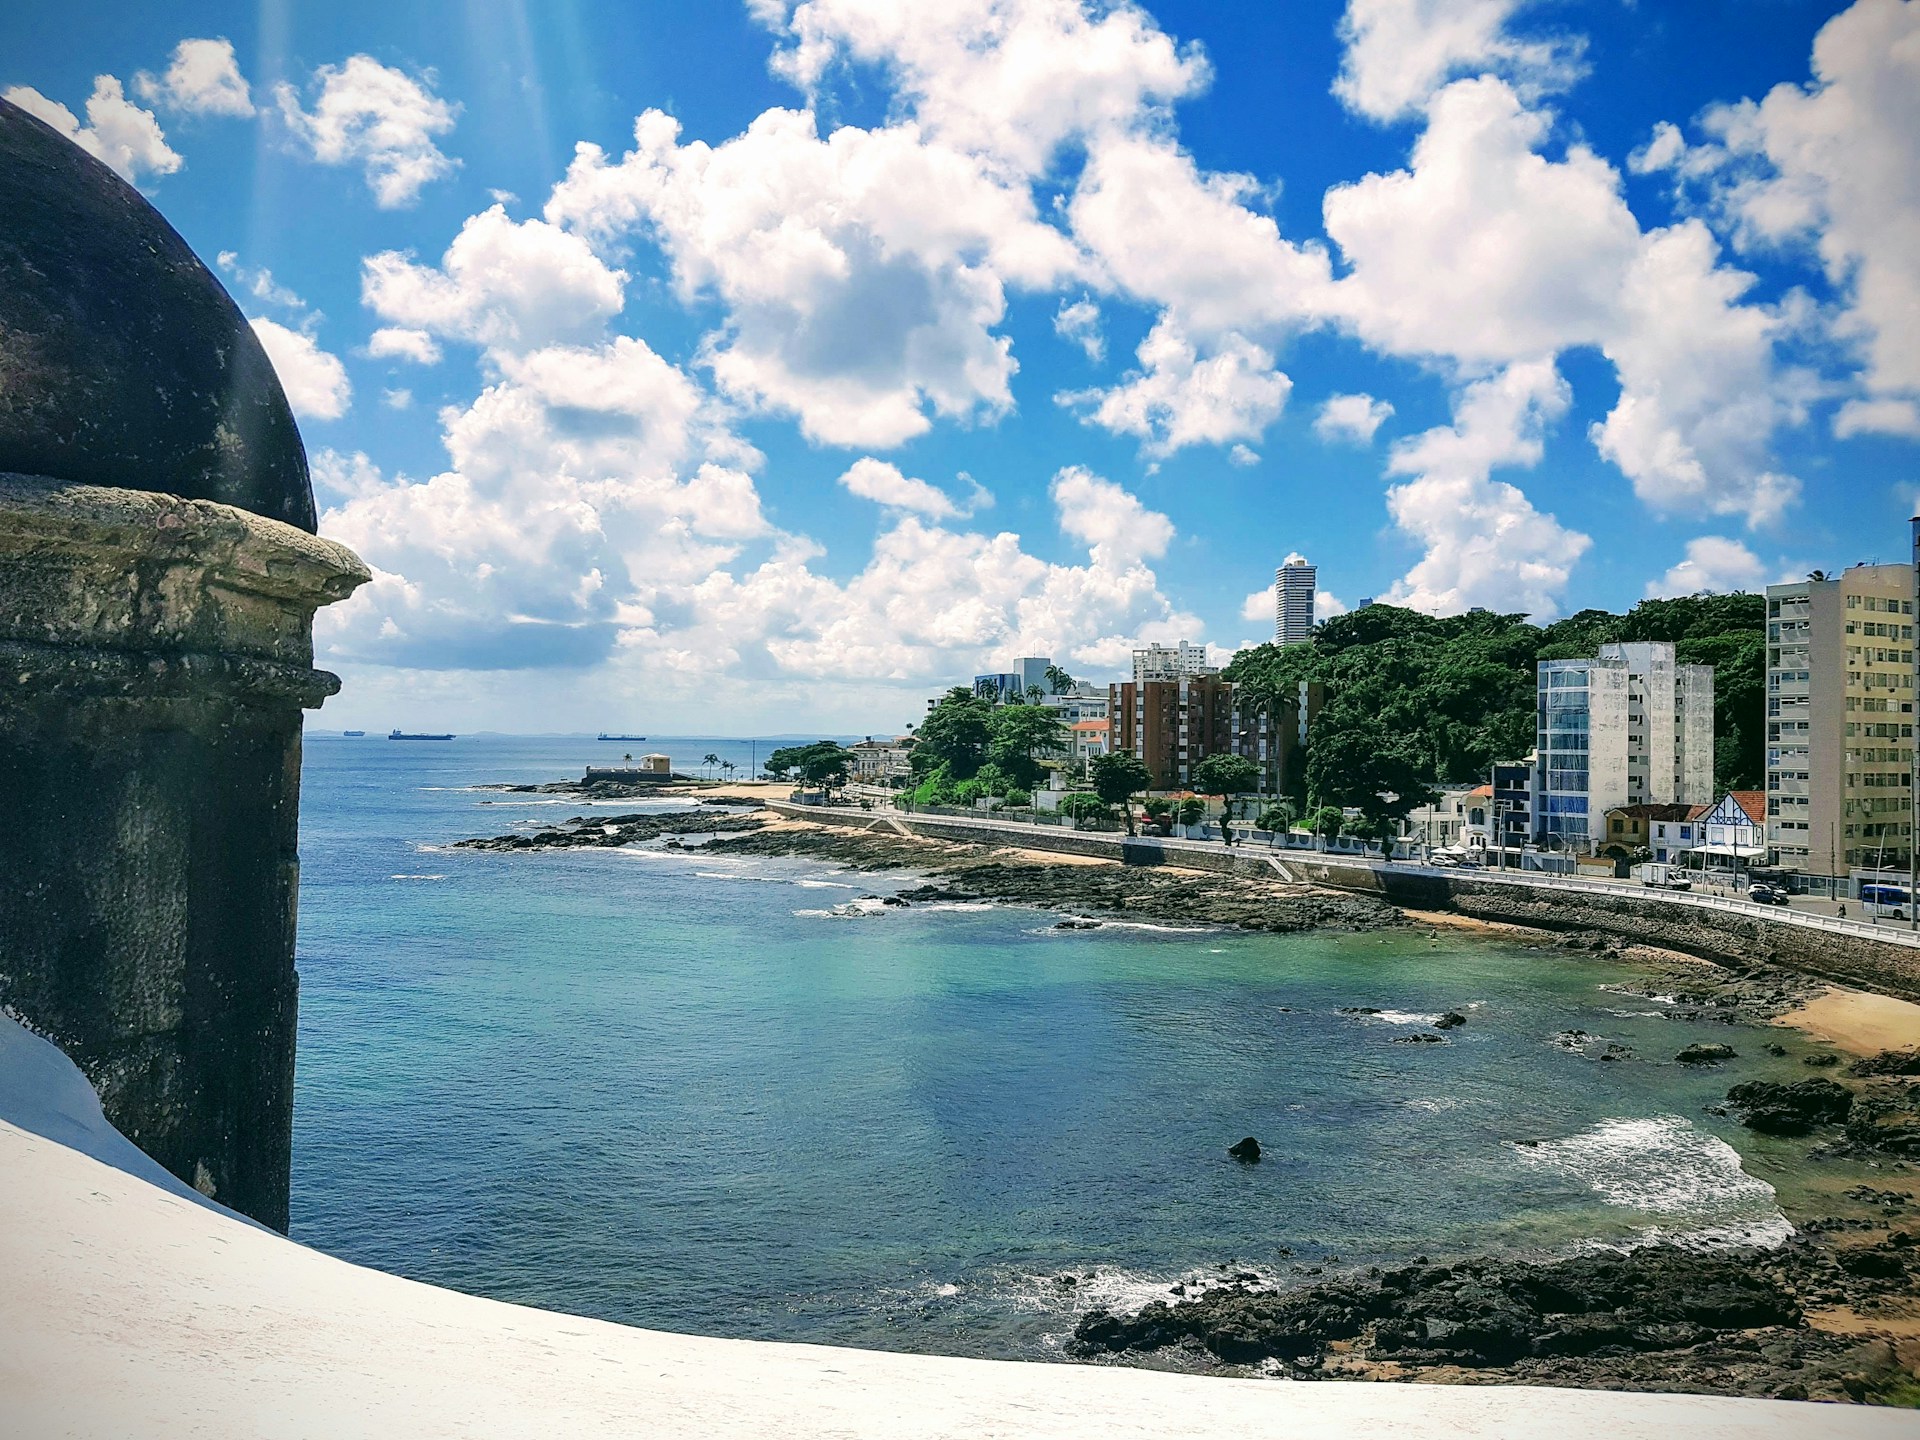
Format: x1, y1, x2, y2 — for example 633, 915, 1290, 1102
772, 804, 1920, 1003
0, 478, 366, 1230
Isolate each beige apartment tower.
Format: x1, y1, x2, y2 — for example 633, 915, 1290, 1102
1765, 563, 1917, 884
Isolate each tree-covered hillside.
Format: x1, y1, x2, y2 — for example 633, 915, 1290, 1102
1224, 594, 1765, 810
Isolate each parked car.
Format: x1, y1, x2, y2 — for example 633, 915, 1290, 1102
1747, 883, 1789, 906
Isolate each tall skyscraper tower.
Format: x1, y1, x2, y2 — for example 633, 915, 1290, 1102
1276, 555, 1316, 646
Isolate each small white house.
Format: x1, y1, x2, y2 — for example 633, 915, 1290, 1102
1697, 791, 1766, 867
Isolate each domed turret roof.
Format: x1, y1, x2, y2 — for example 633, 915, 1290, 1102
0, 98, 316, 532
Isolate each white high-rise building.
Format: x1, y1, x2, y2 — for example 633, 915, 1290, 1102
1277, 555, 1316, 645
1132, 641, 1214, 684
1535, 642, 1715, 853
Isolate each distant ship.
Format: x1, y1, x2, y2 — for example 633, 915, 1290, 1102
390, 730, 455, 741
342, 730, 366, 737
598, 733, 647, 741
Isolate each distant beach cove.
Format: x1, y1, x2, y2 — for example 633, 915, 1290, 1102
292, 734, 1920, 1403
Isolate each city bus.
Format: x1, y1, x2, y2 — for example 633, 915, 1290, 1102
1859, 883, 1912, 919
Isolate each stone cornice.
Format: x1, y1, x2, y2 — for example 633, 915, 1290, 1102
0, 475, 367, 684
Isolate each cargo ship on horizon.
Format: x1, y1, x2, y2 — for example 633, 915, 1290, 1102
390, 730, 455, 741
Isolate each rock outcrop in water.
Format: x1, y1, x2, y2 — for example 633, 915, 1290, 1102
701, 826, 1408, 934
454, 809, 768, 851
1071, 1239, 1918, 1401
1725, 1078, 1853, 1134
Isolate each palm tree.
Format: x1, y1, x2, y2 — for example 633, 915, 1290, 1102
1044, 663, 1076, 696
702, 751, 721, 779
721, 760, 736, 782
1025, 684, 1047, 705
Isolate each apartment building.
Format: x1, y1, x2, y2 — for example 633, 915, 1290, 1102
1132, 641, 1215, 684
1231, 680, 1321, 797
1276, 555, 1316, 646
1765, 562, 1916, 882
1535, 642, 1715, 853
1108, 675, 1234, 789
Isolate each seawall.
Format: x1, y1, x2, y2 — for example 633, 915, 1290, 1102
773, 804, 1920, 1003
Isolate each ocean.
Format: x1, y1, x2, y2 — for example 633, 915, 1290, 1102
291, 731, 1820, 1359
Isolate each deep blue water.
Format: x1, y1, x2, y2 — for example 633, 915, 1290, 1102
291, 732, 1820, 1358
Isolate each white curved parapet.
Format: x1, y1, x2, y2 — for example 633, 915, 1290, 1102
1, 1015, 1909, 1440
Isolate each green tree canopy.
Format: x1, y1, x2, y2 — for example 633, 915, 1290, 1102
986, 702, 1068, 789
914, 688, 994, 779
765, 741, 852, 791
1090, 751, 1152, 836
1224, 592, 1765, 801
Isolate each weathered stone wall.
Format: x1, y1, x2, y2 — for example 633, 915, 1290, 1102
0, 476, 366, 1229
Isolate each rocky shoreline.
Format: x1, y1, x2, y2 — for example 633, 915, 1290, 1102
451, 804, 1920, 1403
1067, 1228, 1920, 1402
452, 808, 766, 851
703, 823, 1410, 935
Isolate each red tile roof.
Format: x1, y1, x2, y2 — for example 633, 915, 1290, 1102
1728, 790, 1765, 824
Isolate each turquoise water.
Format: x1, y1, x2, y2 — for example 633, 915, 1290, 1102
292, 733, 1815, 1358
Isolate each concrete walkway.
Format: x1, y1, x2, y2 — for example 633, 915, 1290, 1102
2, 1016, 1912, 1439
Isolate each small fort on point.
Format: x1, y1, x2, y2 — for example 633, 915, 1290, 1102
584, 754, 673, 783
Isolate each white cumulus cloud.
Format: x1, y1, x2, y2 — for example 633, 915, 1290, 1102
275, 56, 459, 208
1646, 536, 1768, 598
1324, 75, 1804, 528
250, 317, 351, 421
1382, 359, 1590, 617
761, 0, 1210, 177
1651, 0, 1920, 441
362, 206, 626, 355
1060, 321, 1291, 456
5, 77, 180, 184
1333, 0, 1584, 123
135, 38, 253, 118
836, 458, 970, 518
1314, 392, 1394, 444
546, 108, 1077, 448
1054, 298, 1105, 361
366, 327, 444, 366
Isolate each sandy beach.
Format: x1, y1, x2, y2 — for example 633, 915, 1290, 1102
1777, 987, 1920, 1057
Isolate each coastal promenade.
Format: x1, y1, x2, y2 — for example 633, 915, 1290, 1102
770, 802, 1920, 1000
4, 1012, 1908, 1440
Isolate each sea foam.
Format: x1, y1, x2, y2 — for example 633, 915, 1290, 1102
1512, 1115, 1791, 1249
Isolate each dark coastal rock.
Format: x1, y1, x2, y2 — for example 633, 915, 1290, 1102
455, 810, 765, 851
1434, 1011, 1467, 1029
1339, 1006, 1382, 1015
1726, 1078, 1853, 1134
1070, 1246, 1802, 1374
1803, 1052, 1841, 1068
1227, 1137, 1261, 1164
1846, 1091, 1920, 1157
1675, 1043, 1739, 1065
0, 99, 314, 529
700, 827, 1409, 934
1851, 1048, 1920, 1078
1392, 1033, 1446, 1044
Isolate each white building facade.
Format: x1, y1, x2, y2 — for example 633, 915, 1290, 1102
1277, 555, 1316, 646
1535, 642, 1715, 853
1132, 642, 1215, 684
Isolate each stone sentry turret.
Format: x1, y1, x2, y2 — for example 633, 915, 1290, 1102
0, 99, 367, 1230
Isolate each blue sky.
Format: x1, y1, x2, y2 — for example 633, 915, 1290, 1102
5, 0, 1915, 733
